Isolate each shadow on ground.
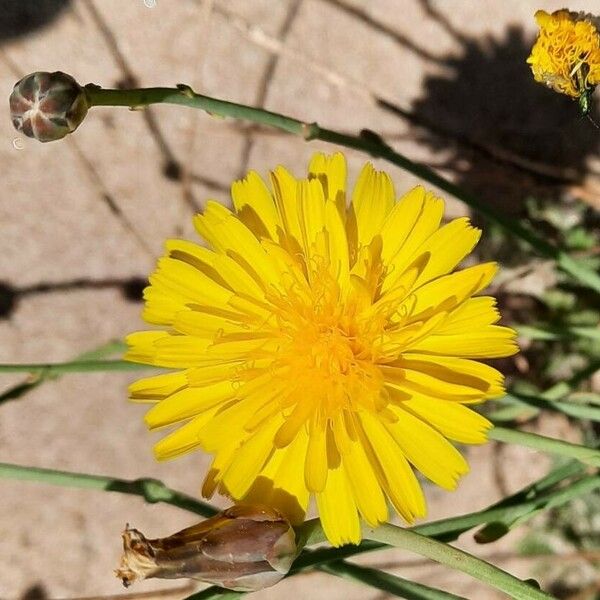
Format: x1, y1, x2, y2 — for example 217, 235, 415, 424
410, 23, 599, 219
0, 0, 71, 41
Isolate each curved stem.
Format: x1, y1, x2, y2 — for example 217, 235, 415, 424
295, 468, 599, 565
0, 462, 217, 518
361, 524, 556, 600
488, 427, 600, 467
83, 84, 600, 294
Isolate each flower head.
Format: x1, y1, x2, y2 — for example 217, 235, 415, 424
126, 153, 517, 546
527, 9, 600, 98
9, 71, 88, 142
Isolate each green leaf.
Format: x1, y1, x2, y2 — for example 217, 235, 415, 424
0, 358, 153, 374
488, 427, 600, 467
318, 560, 468, 599
0, 339, 128, 406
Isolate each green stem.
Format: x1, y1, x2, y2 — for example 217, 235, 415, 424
3, 460, 592, 600
84, 85, 600, 293
361, 524, 553, 600
85, 86, 307, 136
0, 359, 152, 374
488, 427, 600, 467
317, 560, 467, 600
0, 340, 128, 406
295, 466, 598, 567
0, 462, 217, 518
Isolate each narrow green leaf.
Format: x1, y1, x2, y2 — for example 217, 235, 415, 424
516, 324, 600, 341
0, 462, 217, 518
362, 524, 557, 600
318, 560, 468, 599
0, 339, 129, 406
0, 359, 153, 374
488, 427, 600, 467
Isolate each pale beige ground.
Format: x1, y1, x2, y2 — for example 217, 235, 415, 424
0, 1, 597, 599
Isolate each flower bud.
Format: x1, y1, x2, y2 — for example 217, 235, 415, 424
115, 505, 297, 592
9, 71, 88, 142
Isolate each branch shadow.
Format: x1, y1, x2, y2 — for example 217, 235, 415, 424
0, 276, 146, 320
405, 20, 600, 387
411, 24, 599, 219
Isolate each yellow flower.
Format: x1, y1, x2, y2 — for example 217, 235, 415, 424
126, 153, 517, 546
527, 9, 600, 98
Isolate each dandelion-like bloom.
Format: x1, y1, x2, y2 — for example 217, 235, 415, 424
126, 153, 517, 546
527, 9, 600, 98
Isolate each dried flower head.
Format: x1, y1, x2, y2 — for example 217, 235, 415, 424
126, 152, 517, 546
116, 505, 296, 592
9, 71, 88, 142
527, 9, 600, 109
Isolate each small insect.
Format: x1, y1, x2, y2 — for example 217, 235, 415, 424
571, 60, 596, 117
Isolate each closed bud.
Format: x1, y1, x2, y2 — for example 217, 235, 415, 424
9, 71, 88, 142
115, 505, 297, 592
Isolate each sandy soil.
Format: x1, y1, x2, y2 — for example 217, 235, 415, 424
0, 1, 596, 599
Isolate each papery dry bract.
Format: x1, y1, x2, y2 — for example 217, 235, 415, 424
116, 505, 296, 592
126, 152, 518, 546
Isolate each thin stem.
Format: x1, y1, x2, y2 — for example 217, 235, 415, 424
0, 359, 152, 374
0, 339, 128, 406
317, 559, 468, 600
294, 466, 598, 566
85, 86, 307, 136
84, 85, 600, 293
0, 462, 217, 518
359, 524, 556, 600
488, 427, 600, 467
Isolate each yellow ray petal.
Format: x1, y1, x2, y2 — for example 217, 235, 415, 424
325, 198, 350, 286
241, 430, 310, 525
221, 416, 283, 498
298, 178, 327, 258
384, 366, 486, 402
270, 166, 302, 245
408, 262, 498, 319
304, 422, 328, 492
308, 151, 347, 215
409, 325, 518, 358
128, 370, 188, 403
232, 170, 281, 240
316, 464, 361, 547
153, 410, 221, 460
198, 389, 277, 452
152, 334, 212, 367
409, 218, 481, 287
348, 163, 395, 253
380, 186, 426, 264
149, 257, 234, 318
402, 396, 492, 444
359, 412, 426, 521
394, 353, 505, 398
437, 296, 500, 334
194, 201, 281, 288
386, 407, 469, 490
144, 382, 236, 429
165, 239, 266, 300
125, 330, 169, 364
382, 191, 444, 292
343, 431, 388, 527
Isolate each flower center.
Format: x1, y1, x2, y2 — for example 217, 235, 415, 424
267, 265, 385, 417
